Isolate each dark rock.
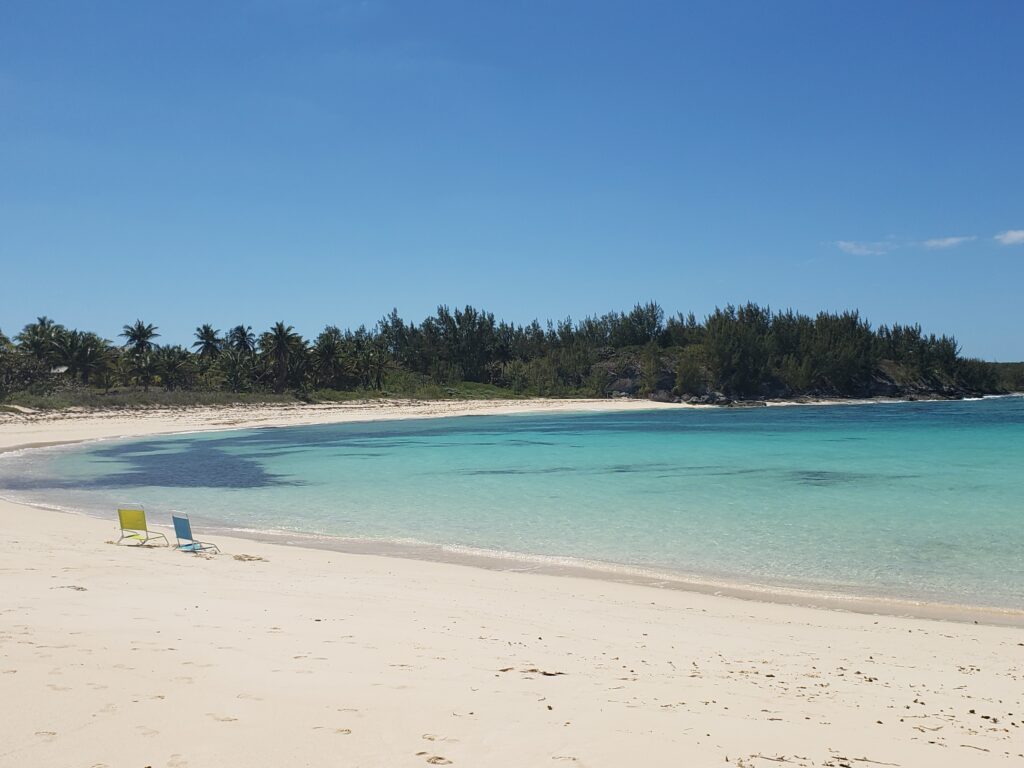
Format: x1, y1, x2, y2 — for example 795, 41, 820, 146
653, 371, 676, 391
683, 391, 732, 405
648, 390, 680, 403
607, 377, 639, 395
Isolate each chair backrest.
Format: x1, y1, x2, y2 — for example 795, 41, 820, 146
118, 506, 148, 532
172, 514, 193, 542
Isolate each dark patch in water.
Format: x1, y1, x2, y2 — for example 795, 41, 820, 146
786, 469, 920, 486
788, 470, 873, 486
604, 462, 679, 474
699, 468, 769, 477
5, 440, 294, 491
461, 466, 578, 476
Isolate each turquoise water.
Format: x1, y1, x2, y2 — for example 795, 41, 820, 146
2, 398, 1023, 609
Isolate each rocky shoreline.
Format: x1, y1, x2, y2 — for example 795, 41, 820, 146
604, 358, 1000, 406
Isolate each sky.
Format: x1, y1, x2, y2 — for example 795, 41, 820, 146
1, 1, 1022, 359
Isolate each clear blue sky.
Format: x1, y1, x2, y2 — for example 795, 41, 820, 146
2, 1, 1022, 359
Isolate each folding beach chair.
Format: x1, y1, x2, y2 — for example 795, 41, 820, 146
116, 504, 169, 546
171, 513, 220, 554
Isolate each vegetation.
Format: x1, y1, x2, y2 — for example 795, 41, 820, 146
0, 304, 1017, 409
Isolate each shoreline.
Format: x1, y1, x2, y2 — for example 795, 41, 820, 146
0, 397, 679, 452
2, 396, 1022, 626
3, 397, 1023, 766
221, 526, 1024, 627
8, 490, 1024, 628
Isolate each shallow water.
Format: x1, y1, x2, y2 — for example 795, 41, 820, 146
2, 398, 1023, 609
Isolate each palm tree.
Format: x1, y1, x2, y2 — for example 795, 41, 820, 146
156, 345, 195, 391
227, 324, 256, 354
311, 326, 352, 389
217, 348, 253, 392
259, 322, 303, 393
120, 320, 160, 356
112, 351, 134, 388
348, 326, 388, 389
16, 316, 64, 363
50, 329, 84, 378
131, 351, 160, 392
77, 334, 114, 386
192, 324, 223, 358
51, 330, 113, 385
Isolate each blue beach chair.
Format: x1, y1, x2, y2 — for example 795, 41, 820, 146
171, 513, 220, 554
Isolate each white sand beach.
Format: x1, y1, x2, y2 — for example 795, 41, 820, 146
1, 401, 1022, 767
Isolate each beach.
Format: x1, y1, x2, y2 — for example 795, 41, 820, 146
1, 401, 1022, 767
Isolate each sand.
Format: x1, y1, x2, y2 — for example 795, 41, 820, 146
1, 400, 1022, 767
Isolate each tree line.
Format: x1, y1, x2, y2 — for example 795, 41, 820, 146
0, 303, 1015, 404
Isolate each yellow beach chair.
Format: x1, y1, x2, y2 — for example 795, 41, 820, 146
116, 504, 169, 547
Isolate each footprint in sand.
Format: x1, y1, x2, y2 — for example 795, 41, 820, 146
166, 754, 188, 767
312, 726, 352, 734
426, 758, 453, 765
135, 725, 159, 737
207, 713, 238, 722
34, 731, 57, 742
